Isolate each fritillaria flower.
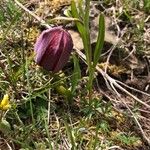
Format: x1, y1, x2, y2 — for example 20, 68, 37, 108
34, 27, 73, 73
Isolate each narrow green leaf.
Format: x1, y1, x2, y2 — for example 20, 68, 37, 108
71, 0, 90, 66
78, 0, 84, 19
71, 53, 81, 94
71, 0, 85, 38
93, 14, 105, 67
71, 0, 79, 18
93, 124, 100, 150
83, 0, 92, 68
84, 0, 90, 30
64, 120, 76, 149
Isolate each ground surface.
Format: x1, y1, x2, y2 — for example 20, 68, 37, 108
0, 0, 150, 150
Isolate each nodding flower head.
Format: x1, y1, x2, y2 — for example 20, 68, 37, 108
34, 27, 73, 73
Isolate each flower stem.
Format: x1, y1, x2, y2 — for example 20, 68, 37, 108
84, 0, 94, 99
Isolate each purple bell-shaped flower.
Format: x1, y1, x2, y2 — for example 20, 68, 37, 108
34, 27, 73, 72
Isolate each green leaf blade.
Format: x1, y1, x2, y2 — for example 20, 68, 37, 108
71, 53, 81, 94
93, 14, 105, 68
71, 0, 85, 38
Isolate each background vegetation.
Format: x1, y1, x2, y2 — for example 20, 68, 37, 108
0, 0, 150, 149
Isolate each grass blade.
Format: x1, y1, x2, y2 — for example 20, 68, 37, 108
71, 53, 81, 94
64, 120, 76, 150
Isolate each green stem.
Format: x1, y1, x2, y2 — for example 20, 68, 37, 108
84, 0, 94, 98
88, 67, 95, 97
